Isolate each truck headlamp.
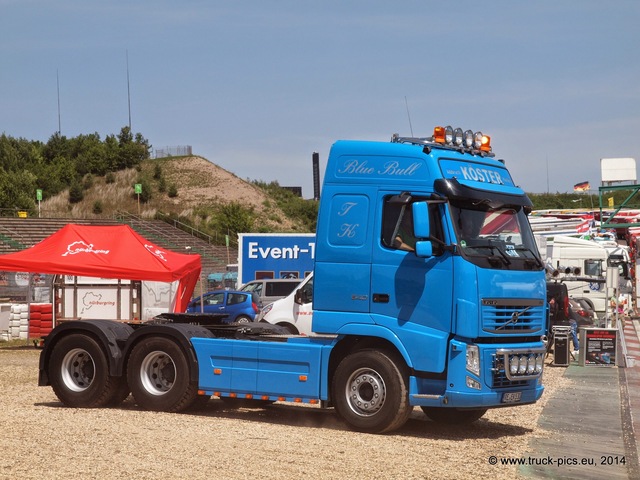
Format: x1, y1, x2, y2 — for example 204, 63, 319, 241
526, 355, 536, 374
535, 354, 544, 374
509, 356, 519, 376
473, 131, 484, 149
430, 126, 492, 153
464, 130, 474, 148
454, 128, 464, 146
518, 355, 528, 374
444, 125, 454, 144
466, 344, 480, 376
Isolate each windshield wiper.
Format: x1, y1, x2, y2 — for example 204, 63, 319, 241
466, 243, 512, 266
513, 246, 544, 269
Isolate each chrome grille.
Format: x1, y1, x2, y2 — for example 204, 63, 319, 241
481, 298, 545, 334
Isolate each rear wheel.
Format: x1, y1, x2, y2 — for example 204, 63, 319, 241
49, 334, 125, 408
332, 349, 411, 433
234, 315, 252, 324
421, 407, 487, 424
127, 337, 198, 412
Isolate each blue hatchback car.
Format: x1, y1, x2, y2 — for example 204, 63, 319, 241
185, 290, 259, 323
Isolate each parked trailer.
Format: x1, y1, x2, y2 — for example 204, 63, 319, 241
39, 127, 547, 433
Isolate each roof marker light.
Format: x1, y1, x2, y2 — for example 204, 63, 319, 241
479, 134, 491, 152
433, 126, 446, 143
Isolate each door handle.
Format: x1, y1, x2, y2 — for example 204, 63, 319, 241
373, 293, 389, 303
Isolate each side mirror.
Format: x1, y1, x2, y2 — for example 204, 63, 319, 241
294, 289, 304, 305
412, 202, 433, 258
412, 202, 430, 238
415, 240, 433, 257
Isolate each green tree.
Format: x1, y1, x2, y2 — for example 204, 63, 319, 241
213, 201, 255, 235
0, 168, 37, 211
68, 181, 84, 204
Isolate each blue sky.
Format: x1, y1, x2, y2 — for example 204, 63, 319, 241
2, 1, 639, 198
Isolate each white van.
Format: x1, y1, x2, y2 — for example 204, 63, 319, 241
257, 273, 314, 335
239, 278, 301, 307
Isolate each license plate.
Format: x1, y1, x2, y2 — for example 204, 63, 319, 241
502, 391, 522, 403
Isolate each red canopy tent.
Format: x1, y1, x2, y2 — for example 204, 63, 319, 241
0, 224, 201, 313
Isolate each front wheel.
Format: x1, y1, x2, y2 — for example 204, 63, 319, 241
49, 334, 126, 408
332, 349, 411, 434
421, 407, 487, 424
127, 337, 198, 412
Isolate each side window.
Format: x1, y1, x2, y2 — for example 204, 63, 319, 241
381, 196, 444, 255
206, 293, 224, 305
271, 282, 298, 297
227, 293, 247, 305
584, 259, 602, 277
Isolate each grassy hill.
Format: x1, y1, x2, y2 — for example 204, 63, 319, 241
40, 156, 314, 243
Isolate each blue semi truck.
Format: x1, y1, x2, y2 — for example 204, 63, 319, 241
38, 126, 547, 433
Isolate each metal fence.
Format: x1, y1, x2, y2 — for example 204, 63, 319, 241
153, 145, 192, 158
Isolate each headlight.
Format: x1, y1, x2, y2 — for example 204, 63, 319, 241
466, 344, 480, 376
445, 125, 454, 144
454, 128, 464, 146
466, 376, 481, 390
535, 354, 544, 374
526, 355, 536, 374
464, 130, 474, 148
518, 355, 528, 374
473, 131, 484, 149
509, 355, 519, 376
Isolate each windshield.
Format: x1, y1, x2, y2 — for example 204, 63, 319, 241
451, 203, 542, 270
240, 282, 262, 295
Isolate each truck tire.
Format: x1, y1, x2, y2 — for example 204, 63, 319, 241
332, 349, 411, 434
49, 334, 126, 408
127, 336, 198, 412
421, 407, 487, 424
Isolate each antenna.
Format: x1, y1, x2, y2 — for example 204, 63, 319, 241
56, 70, 61, 134
404, 96, 414, 137
126, 50, 132, 130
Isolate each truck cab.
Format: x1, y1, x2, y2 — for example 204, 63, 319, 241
313, 128, 546, 413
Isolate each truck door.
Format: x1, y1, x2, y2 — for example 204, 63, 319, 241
370, 193, 454, 337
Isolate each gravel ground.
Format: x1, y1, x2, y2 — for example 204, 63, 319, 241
0, 347, 568, 480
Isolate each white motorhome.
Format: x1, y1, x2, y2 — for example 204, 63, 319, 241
548, 236, 631, 315
257, 273, 314, 335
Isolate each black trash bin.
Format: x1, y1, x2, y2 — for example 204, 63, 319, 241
551, 325, 571, 367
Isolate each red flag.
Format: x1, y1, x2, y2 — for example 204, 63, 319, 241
573, 181, 590, 192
